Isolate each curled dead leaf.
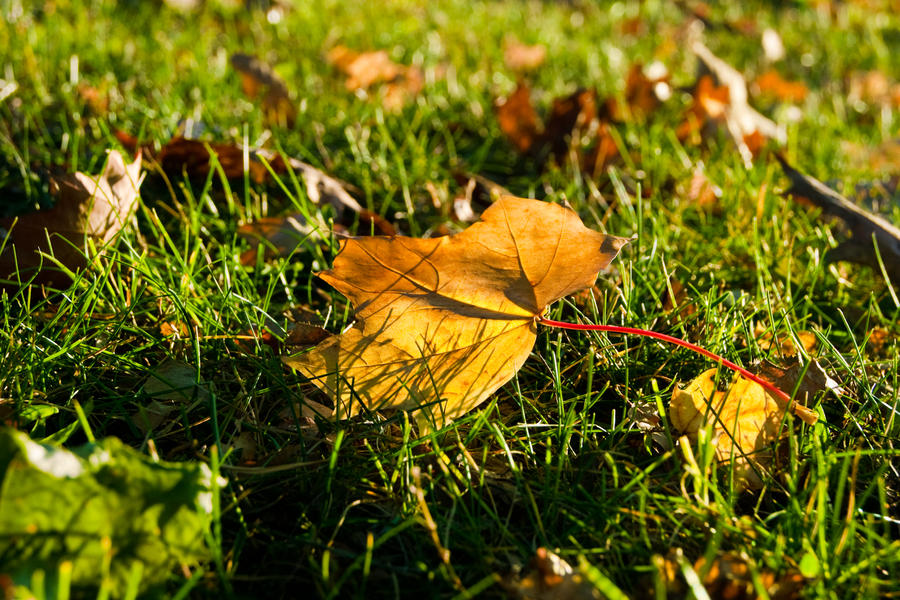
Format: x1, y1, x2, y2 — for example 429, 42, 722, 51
0, 150, 142, 287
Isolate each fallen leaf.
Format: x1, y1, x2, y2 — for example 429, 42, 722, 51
847, 70, 900, 109
283, 196, 629, 433
670, 366, 815, 489
655, 550, 805, 600
696, 553, 804, 600
496, 81, 542, 154
754, 324, 817, 356
503, 38, 547, 72
682, 40, 786, 167
153, 138, 364, 240
754, 69, 808, 103
0, 150, 142, 287
776, 154, 900, 289
683, 165, 722, 210
230, 53, 297, 127
504, 548, 600, 600
327, 45, 423, 111
753, 357, 841, 410
156, 137, 269, 183
542, 88, 598, 162
237, 213, 315, 266
607, 62, 671, 121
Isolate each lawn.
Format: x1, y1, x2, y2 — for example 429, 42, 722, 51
1, 0, 899, 598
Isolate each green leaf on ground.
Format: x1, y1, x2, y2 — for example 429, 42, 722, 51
0, 427, 223, 596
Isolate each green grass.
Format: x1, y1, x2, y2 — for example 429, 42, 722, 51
2, 0, 899, 597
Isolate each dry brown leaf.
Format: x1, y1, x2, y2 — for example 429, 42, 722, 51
237, 213, 315, 266
495, 83, 622, 176
156, 137, 269, 183
655, 551, 805, 600
496, 81, 542, 154
284, 196, 629, 433
230, 53, 297, 128
503, 38, 547, 72
684, 165, 722, 210
0, 150, 141, 287
542, 88, 598, 161
607, 62, 671, 122
670, 367, 814, 489
754, 324, 817, 356
776, 154, 900, 289
327, 45, 423, 111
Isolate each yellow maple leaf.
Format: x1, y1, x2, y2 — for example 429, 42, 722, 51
284, 196, 630, 433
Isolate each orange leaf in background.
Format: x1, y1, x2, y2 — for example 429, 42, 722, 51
0, 150, 141, 287
495, 81, 542, 154
847, 70, 900, 108
542, 88, 598, 161
682, 40, 786, 167
684, 165, 722, 210
327, 45, 423, 111
230, 53, 297, 127
283, 196, 629, 433
503, 38, 547, 72
754, 69, 808, 103
658, 551, 805, 600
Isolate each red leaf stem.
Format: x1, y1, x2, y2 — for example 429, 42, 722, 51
537, 317, 792, 404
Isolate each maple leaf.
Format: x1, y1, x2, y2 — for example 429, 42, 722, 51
284, 196, 630, 433
0, 150, 142, 287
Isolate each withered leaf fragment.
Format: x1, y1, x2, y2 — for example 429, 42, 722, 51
684, 40, 785, 167
327, 45, 424, 111
776, 155, 900, 288
0, 150, 142, 287
231, 53, 297, 127
284, 196, 629, 433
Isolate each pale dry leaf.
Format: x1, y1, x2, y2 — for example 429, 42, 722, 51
284, 196, 629, 433
0, 150, 142, 286
503, 38, 547, 72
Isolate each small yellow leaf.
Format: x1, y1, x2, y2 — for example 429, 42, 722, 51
670, 368, 799, 489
